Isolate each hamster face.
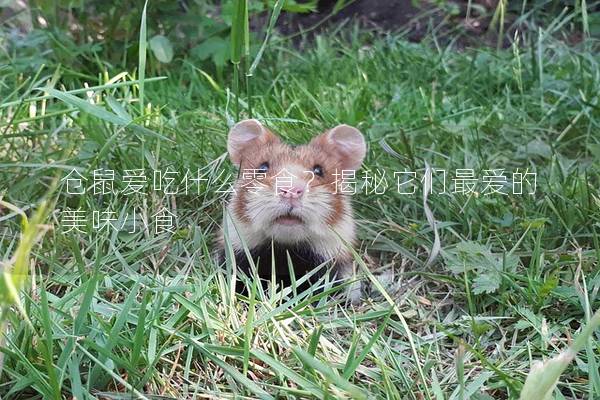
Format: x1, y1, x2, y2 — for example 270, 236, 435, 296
223, 119, 366, 260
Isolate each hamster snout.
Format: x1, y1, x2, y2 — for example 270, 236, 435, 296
279, 184, 305, 201
247, 166, 315, 224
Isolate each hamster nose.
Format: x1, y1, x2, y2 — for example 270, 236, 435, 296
279, 185, 305, 199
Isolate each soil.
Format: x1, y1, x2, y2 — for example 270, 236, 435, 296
275, 0, 525, 48
280, 0, 425, 36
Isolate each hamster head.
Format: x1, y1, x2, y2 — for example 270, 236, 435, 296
225, 119, 366, 253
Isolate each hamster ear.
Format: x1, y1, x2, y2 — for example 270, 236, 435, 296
318, 124, 366, 170
227, 119, 279, 166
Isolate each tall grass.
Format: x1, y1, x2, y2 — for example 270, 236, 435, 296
230, 0, 248, 120
230, 0, 285, 120
0, 201, 50, 379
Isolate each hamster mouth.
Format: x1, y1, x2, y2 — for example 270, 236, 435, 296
274, 213, 304, 226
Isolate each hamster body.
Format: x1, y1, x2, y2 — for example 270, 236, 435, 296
216, 119, 366, 302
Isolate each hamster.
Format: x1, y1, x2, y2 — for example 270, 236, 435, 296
216, 119, 367, 302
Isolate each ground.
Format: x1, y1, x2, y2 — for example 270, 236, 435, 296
0, 2, 599, 400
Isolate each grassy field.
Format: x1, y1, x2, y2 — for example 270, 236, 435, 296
1, 3, 600, 399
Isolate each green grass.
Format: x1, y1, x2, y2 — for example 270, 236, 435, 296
1, 5, 600, 399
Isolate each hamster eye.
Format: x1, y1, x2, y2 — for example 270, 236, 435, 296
258, 162, 269, 174
312, 164, 324, 177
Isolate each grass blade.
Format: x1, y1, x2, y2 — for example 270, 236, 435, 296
519, 309, 600, 400
293, 347, 368, 400
138, 0, 148, 116
41, 87, 171, 141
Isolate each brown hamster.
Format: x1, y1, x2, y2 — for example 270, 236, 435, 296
216, 119, 366, 302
